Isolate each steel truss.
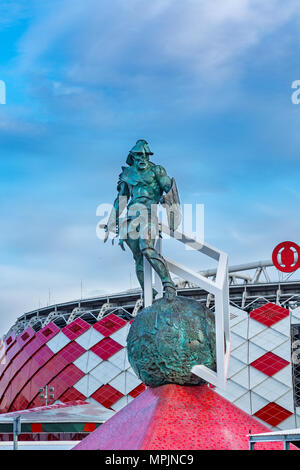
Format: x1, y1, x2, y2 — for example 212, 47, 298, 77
5, 261, 300, 338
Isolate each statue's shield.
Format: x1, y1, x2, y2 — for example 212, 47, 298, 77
163, 178, 182, 231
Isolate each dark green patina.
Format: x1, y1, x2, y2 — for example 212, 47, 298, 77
127, 296, 216, 387
104, 139, 180, 299
104, 140, 216, 386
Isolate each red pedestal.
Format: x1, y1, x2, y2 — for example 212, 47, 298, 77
73, 384, 296, 450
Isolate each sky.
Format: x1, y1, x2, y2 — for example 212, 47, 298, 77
1, 0, 300, 336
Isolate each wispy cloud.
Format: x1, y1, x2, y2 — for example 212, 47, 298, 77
18, 0, 300, 82
1, 0, 300, 335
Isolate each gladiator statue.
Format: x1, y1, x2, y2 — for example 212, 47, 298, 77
103, 139, 181, 300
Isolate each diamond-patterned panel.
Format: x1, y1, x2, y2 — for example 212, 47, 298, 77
73, 350, 103, 374
110, 324, 130, 347
129, 383, 146, 398
91, 361, 121, 384
276, 390, 294, 413
250, 303, 289, 327
51, 363, 84, 390
93, 314, 127, 337
111, 395, 134, 412
229, 306, 248, 327
109, 371, 141, 395
31, 364, 85, 407
230, 332, 247, 351
271, 316, 290, 336
276, 414, 297, 430
215, 380, 247, 402
248, 318, 267, 339
91, 384, 123, 408
249, 367, 268, 389
230, 367, 249, 389
252, 376, 289, 403
0, 317, 139, 414
250, 328, 286, 351
60, 387, 86, 403
250, 392, 268, 414
254, 402, 292, 427
16, 327, 35, 349
62, 318, 90, 341
108, 348, 130, 370
36, 322, 60, 343
234, 392, 251, 415
56, 341, 85, 363
91, 338, 123, 360
73, 373, 103, 397
248, 342, 267, 363
272, 340, 291, 362
273, 365, 292, 386
231, 319, 248, 339
46, 331, 71, 353
250, 351, 289, 377
5, 332, 16, 350
228, 357, 246, 379
75, 328, 104, 350
231, 342, 248, 364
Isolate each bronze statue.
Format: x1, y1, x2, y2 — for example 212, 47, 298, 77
104, 139, 181, 300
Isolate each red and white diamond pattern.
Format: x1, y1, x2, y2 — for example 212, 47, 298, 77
0, 313, 144, 415
63, 314, 143, 411
216, 303, 297, 430
1, 302, 298, 427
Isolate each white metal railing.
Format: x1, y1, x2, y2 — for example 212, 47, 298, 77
143, 224, 230, 389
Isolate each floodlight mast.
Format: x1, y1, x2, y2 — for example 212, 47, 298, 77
39, 385, 55, 406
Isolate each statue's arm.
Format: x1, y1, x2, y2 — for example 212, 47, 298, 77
104, 182, 129, 241
155, 165, 172, 194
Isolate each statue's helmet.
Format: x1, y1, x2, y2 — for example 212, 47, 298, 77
126, 139, 153, 166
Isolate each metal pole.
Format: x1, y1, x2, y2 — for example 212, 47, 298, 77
283, 440, 290, 450
248, 430, 255, 450
13, 416, 21, 451
143, 257, 153, 307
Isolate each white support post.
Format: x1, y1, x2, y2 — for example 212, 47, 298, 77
143, 256, 153, 307
142, 223, 230, 389
153, 237, 163, 299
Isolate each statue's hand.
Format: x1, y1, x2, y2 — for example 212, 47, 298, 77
104, 221, 119, 244
103, 225, 110, 243
119, 239, 125, 251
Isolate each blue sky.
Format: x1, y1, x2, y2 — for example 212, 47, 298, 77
1, 0, 300, 335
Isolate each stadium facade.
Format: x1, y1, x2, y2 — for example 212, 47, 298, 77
1, 260, 300, 441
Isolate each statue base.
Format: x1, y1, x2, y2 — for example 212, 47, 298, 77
73, 384, 292, 450
127, 296, 216, 386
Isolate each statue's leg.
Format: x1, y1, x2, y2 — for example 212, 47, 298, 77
124, 236, 144, 291
139, 235, 176, 299
125, 234, 158, 300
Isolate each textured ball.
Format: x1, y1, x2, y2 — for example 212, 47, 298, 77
127, 296, 216, 387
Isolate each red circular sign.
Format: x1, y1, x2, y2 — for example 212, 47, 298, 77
272, 241, 300, 273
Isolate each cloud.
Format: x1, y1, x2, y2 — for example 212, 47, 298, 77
12, 0, 300, 132
18, 0, 300, 84
1, 0, 300, 336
